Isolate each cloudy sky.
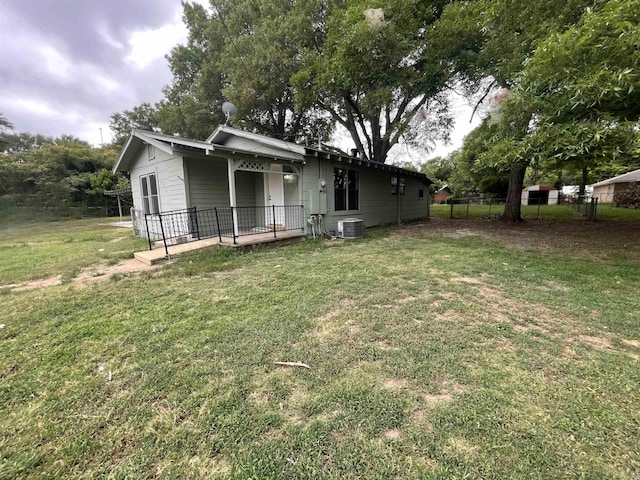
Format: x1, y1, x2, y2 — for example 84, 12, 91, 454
0, 0, 478, 157
0, 0, 201, 145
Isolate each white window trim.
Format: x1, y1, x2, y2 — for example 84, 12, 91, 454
140, 173, 160, 214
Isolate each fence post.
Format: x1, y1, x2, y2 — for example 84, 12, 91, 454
231, 207, 237, 245
272, 205, 277, 238
587, 197, 598, 220
450, 201, 454, 218
466, 198, 470, 218
488, 198, 493, 217
300, 206, 305, 232
214, 207, 222, 242
537, 199, 542, 219
144, 214, 152, 251
192, 206, 200, 240
158, 213, 169, 256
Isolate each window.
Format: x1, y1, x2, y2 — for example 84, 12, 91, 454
418, 185, 424, 198
147, 144, 155, 159
391, 176, 405, 196
334, 167, 359, 211
140, 173, 159, 214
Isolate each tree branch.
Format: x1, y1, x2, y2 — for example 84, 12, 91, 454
470, 79, 497, 122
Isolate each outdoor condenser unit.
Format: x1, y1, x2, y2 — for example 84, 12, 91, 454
338, 218, 364, 239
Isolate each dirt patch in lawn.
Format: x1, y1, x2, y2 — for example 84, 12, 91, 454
397, 216, 640, 261
383, 378, 409, 390
622, 339, 640, 349
8, 259, 158, 292
577, 334, 613, 351
73, 259, 159, 287
11, 275, 63, 291
384, 428, 402, 439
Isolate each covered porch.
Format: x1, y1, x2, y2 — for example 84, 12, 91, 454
132, 151, 306, 249
134, 228, 305, 266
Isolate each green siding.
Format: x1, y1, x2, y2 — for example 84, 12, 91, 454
319, 160, 429, 233
185, 157, 230, 209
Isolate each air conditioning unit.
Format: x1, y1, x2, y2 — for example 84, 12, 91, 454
338, 218, 364, 239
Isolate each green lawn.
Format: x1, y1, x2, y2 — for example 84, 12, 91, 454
1, 218, 639, 478
0, 218, 148, 285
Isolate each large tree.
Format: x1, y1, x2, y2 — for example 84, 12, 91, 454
293, 0, 454, 163
488, 0, 640, 218
433, 0, 609, 221
158, 0, 332, 142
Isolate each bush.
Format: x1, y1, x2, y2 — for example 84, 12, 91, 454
614, 184, 640, 208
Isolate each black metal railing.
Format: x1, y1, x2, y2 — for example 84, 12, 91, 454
142, 205, 304, 255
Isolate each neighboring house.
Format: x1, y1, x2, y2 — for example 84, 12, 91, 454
113, 126, 432, 240
434, 185, 452, 204
521, 185, 559, 205
591, 168, 640, 203
560, 185, 594, 198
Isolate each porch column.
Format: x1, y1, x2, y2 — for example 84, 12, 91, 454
227, 158, 239, 237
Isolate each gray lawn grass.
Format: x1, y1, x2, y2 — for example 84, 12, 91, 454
1, 218, 639, 479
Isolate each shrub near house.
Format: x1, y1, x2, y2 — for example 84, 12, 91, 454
614, 184, 640, 208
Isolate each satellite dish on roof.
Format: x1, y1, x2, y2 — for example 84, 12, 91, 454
222, 101, 238, 125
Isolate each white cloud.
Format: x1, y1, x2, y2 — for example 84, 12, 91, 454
126, 21, 187, 70
37, 45, 73, 82
96, 22, 125, 50
4, 98, 59, 119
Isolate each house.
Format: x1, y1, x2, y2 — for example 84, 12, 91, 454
434, 185, 452, 204
591, 168, 640, 203
113, 126, 432, 243
560, 185, 594, 199
521, 185, 559, 205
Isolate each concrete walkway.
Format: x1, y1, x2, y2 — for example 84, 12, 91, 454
134, 230, 305, 265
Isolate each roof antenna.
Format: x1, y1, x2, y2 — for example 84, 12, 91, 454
221, 101, 238, 126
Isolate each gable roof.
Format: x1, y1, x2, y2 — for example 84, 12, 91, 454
592, 168, 640, 187
114, 127, 432, 183
113, 130, 215, 173
207, 125, 306, 155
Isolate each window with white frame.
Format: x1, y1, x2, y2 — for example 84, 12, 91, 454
147, 144, 155, 159
334, 167, 359, 211
140, 173, 159, 214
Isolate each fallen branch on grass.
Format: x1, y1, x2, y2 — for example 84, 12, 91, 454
274, 361, 310, 369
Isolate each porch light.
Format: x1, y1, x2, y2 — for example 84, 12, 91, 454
283, 174, 297, 183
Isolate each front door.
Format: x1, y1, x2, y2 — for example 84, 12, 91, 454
265, 164, 285, 227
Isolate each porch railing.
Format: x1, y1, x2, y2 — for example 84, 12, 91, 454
142, 205, 304, 255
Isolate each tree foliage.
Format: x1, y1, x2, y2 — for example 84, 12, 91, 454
434, 0, 635, 220
293, 0, 454, 162
0, 113, 15, 152
109, 103, 159, 147
158, 0, 332, 142
0, 135, 127, 216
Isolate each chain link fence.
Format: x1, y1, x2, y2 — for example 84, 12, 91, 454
433, 196, 598, 220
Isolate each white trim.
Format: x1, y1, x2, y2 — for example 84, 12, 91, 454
592, 168, 640, 187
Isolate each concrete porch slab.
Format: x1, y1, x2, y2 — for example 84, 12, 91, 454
134, 230, 305, 265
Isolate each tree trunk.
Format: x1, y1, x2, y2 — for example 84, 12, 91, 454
502, 163, 527, 222
579, 167, 588, 196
